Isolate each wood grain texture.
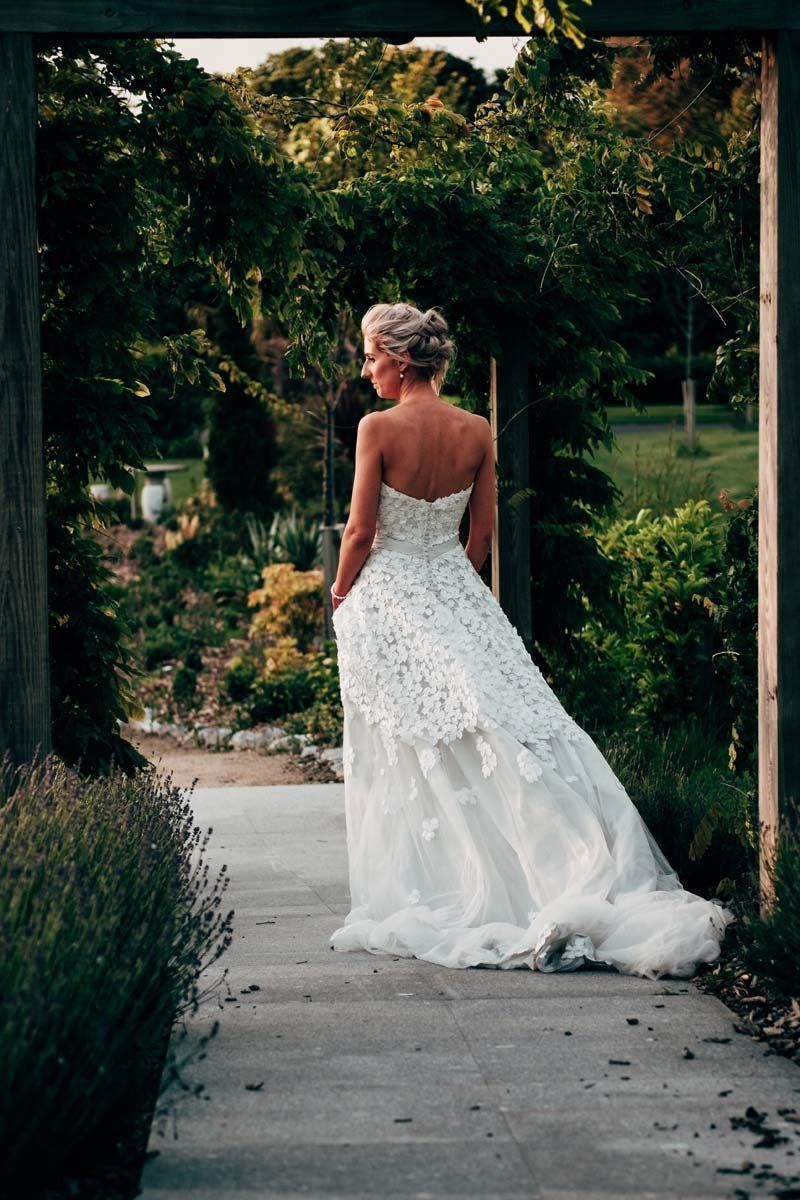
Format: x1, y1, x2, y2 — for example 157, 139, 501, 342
490, 346, 532, 655
758, 32, 800, 915
0, 0, 798, 35
0, 34, 51, 765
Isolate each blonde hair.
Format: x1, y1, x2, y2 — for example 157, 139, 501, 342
361, 302, 455, 393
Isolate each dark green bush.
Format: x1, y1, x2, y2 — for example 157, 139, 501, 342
143, 626, 194, 670
741, 826, 800, 998
48, 497, 146, 775
224, 656, 258, 702
0, 754, 233, 1195
171, 665, 199, 709
185, 646, 204, 672
711, 490, 758, 774
280, 646, 343, 745
248, 669, 316, 723
597, 722, 758, 899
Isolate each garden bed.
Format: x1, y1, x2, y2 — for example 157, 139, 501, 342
126, 729, 339, 787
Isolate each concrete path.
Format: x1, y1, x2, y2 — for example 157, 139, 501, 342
141, 785, 800, 1200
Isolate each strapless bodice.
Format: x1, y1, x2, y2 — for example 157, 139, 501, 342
371, 480, 473, 552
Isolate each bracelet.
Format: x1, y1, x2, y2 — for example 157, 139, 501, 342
331, 583, 348, 601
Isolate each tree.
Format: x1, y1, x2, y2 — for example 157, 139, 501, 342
36, 37, 312, 770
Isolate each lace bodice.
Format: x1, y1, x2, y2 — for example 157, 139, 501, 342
371, 481, 473, 549
332, 480, 586, 767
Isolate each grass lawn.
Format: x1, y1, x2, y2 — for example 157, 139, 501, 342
588, 415, 758, 515
605, 403, 748, 427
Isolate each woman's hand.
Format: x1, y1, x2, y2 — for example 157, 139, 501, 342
331, 583, 348, 613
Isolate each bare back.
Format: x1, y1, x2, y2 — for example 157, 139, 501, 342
345, 399, 495, 546
379, 400, 487, 501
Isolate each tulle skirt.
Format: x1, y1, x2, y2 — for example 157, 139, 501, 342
330, 700, 734, 980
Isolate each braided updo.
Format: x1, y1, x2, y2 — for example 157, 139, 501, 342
361, 302, 455, 393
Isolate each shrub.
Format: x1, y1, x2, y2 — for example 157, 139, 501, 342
597, 722, 758, 899
222, 642, 342, 734
171, 664, 200, 709
248, 562, 324, 653
248, 668, 316, 723
223, 655, 258, 703
267, 506, 322, 571
48, 496, 147, 774
241, 507, 321, 573
578, 499, 727, 737
280, 646, 343, 745
741, 826, 800, 998
709, 489, 758, 773
0, 754, 233, 1195
625, 428, 715, 517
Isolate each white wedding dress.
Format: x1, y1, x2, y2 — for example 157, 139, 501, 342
330, 479, 733, 979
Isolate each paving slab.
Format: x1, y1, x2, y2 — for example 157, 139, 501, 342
140, 784, 800, 1200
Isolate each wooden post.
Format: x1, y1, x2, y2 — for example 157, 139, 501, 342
0, 34, 51, 766
758, 32, 800, 914
682, 378, 697, 452
489, 344, 532, 654
321, 524, 345, 639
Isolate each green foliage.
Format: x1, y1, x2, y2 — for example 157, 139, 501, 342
0, 753, 233, 1193
204, 353, 281, 518
464, 0, 592, 47
741, 828, 800, 999
262, 507, 323, 571
47, 496, 146, 774
241, 504, 323, 577
36, 31, 763, 765
36, 38, 312, 771
230, 646, 341, 738
598, 723, 757, 900
709, 490, 758, 773
171, 663, 200, 709
280, 646, 343, 746
626, 430, 715, 517
223, 656, 258, 704
575, 500, 727, 735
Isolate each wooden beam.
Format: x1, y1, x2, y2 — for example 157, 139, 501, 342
489, 345, 532, 655
0, 34, 51, 766
1, 0, 799, 36
758, 31, 800, 914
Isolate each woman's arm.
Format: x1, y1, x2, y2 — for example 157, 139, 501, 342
332, 413, 382, 604
465, 417, 496, 574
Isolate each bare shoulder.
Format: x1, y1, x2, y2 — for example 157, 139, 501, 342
471, 412, 493, 449
356, 410, 384, 437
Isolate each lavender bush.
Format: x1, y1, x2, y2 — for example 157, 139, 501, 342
0, 754, 234, 1196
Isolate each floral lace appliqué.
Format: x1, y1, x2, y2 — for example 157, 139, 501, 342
517, 748, 543, 783
334, 482, 589, 764
477, 736, 497, 778
419, 746, 439, 778
455, 787, 478, 806
421, 817, 440, 842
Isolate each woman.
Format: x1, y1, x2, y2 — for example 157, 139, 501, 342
329, 301, 732, 978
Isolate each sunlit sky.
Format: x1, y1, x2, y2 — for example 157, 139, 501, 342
167, 36, 526, 80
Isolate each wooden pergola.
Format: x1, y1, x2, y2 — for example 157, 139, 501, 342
1, 2, 797, 911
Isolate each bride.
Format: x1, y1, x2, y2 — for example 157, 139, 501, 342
328, 301, 733, 979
